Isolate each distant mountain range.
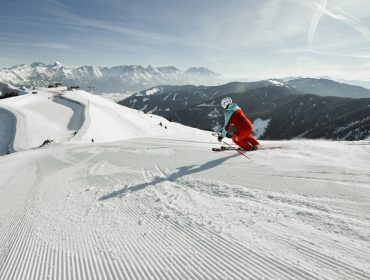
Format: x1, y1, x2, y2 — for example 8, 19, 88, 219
120, 80, 370, 140
0, 62, 224, 93
2, 61, 369, 140
1, 61, 370, 98
280, 76, 370, 90
285, 78, 370, 98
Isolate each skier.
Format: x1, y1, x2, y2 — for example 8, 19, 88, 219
218, 97, 260, 151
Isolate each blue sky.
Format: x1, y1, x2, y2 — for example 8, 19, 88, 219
1, 0, 370, 79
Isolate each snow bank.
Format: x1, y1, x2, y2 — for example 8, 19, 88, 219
253, 118, 270, 138
145, 88, 159, 95
208, 108, 221, 119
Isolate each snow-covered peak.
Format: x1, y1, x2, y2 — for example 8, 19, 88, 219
53, 61, 63, 67
268, 79, 286, 86
156, 66, 180, 73
8, 64, 27, 70
30, 62, 47, 68
186, 67, 219, 76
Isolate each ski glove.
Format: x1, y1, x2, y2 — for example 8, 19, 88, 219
226, 131, 233, 138
218, 135, 223, 142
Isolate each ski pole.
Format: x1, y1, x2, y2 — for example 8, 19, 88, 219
222, 141, 251, 160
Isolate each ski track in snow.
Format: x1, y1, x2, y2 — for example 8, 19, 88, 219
0, 139, 369, 280
0, 107, 16, 155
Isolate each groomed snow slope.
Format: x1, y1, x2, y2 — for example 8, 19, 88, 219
0, 89, 369, 280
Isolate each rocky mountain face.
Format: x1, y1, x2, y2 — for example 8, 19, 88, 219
120, 83, 370, 141
0, 62, 223, 93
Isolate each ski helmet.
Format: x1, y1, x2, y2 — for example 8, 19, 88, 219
221, 97, 232, 109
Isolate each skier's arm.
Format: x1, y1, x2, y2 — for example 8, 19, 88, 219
221, 123, 230, 138
221, 110, 233, 138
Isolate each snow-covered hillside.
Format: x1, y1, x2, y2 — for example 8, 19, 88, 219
0, 89, 369, 280
0, 88, 202, 155
0, 62, 223, 93
0, 89, 83, 152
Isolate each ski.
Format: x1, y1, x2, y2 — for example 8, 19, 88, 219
212, 146, 241, 152
212, 146, 281, 152
213, 143, 252, 160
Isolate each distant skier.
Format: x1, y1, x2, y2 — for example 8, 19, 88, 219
218, 97, 260, 150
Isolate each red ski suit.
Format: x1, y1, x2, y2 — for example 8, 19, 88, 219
221, 104, 260, 150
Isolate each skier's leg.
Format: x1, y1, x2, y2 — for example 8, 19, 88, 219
241, 118, 260, 148
239, 135, 260, 151
236, 129, 260, 151
232, 131, 240, 145
247, 135, 260, 146
233, 131, 253, 150
240, 138, 255, 150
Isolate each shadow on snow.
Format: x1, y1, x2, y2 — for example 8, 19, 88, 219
99, 153, 239, 200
